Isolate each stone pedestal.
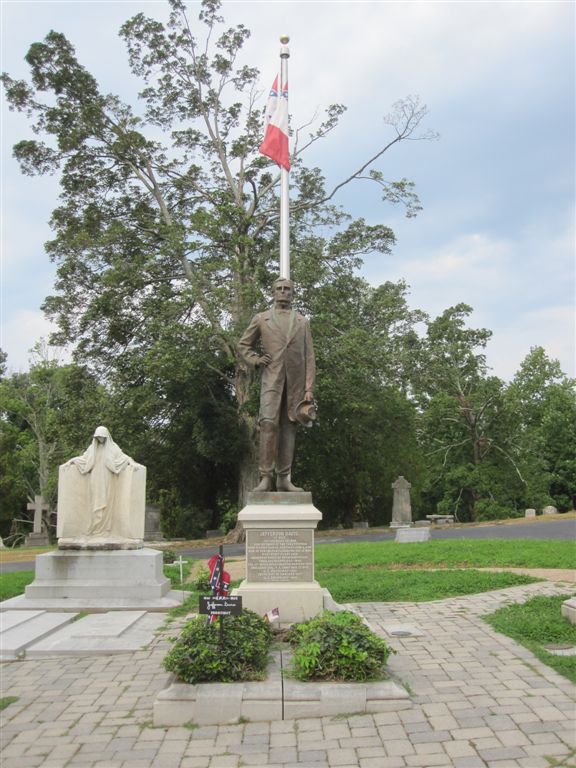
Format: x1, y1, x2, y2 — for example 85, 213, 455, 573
24, 531, 50, 547
0, 549, 186, 612
233, 492, 324, 624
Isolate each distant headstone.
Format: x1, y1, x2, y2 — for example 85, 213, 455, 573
57, 426, 146, 549
542, 505, 558, 516
144, 505, 164, 541
414, 520, 431, 527
353, 521, 369, 529
395, 527, 430, 543
525, 508, 537, 518
25, 495, 51, 546
390, 476, 412, 528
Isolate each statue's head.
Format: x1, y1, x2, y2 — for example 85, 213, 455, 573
93, 426, 110, 445
273, 278, 294, 307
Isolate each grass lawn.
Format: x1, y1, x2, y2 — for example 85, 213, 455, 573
0, 571, 35, 601
484, 595, 576, 684
315, 539, 575, 570
318, 568, 540, 602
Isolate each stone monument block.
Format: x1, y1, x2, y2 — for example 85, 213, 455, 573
542, 505, 558, 516
390, 476, 412, 528
525, 508, 537, 518
395, 527, 430, 543
234, 492, 324, 623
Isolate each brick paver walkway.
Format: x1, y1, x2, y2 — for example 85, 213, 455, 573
1, 580, 574, 768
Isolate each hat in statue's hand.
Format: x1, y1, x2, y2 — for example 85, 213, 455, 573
295, 399, 317, 427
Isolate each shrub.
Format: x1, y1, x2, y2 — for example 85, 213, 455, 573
163, 609, 272, 684
475, 500, 518, 521
162, 549, 176, 564
287, 610, 395, 682
193, 564, 211, 592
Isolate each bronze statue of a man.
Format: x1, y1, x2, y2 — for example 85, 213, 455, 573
239, 278, 315, 492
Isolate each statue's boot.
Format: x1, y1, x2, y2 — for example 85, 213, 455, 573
276, 419, 303, 491
253, 474, 274, 492
276, 473, 304, 492
253, 419, 277, 492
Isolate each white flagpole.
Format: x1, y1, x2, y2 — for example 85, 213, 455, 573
279, 35, 290, 280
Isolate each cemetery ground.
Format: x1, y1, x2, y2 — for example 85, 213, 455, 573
1, 537, 575, 767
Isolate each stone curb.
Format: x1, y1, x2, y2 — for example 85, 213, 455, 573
153, 650, 411, 726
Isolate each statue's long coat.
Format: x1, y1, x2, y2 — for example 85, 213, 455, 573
239, 308, 315, 423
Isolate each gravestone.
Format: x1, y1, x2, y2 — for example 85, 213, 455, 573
234, 492, 324, 623
390, 476, 412, 528
144, 505, 164, 541
395, 527, 430, 543
542, 505, 558, 516
525, 508, 537, 518
24, 495, 51, 547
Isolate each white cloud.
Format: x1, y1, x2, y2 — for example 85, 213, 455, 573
488, 305, 575, 380
0, 309, 69, 373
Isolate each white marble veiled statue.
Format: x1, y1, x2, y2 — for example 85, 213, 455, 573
57, 426, 146, 549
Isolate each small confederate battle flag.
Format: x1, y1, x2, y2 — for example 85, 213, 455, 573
207, 554, 231, 623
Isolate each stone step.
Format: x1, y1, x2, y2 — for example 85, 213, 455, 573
0, 611, 78, 661
26, 611, 166, 657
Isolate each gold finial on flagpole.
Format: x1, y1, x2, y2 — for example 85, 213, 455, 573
280, 35, 290, 44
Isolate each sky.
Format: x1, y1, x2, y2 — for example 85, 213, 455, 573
1, 0, 574, 381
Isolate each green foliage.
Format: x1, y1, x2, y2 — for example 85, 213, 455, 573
193, 565, 212, 592
162, 549, 176, 563
287, 611, 394, 681
474, 500, 520, 521
484, 595, 576, 683
163, 609, 272, 683
318, 568, 539, 603
0, 571, 35, 601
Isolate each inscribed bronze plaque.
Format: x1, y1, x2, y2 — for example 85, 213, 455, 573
246, 529, 314, 582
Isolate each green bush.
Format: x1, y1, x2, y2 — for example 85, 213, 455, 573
474, 500, 519, 521
193, 564, 211, 592
287, 610, 395, 682
162, 549, 176, 564
163, 609, 273, 684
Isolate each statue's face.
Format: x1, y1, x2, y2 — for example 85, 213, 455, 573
273, 280, 293, 307
96, 436, 106, 444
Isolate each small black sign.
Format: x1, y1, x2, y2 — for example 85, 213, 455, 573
199, 596, 242, 617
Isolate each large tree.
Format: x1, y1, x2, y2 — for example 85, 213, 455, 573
506, 347, 576, 511
414, 305, 525, 521
2, 0, 433, 505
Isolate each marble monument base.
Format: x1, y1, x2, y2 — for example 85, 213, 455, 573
233, 492, 325, 624
1, 548, 186, 612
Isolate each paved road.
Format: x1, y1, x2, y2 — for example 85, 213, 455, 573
2, 518, 573, 573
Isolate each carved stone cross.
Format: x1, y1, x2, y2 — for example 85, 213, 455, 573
27, 495, 50, 534
391, 476, 412, 527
